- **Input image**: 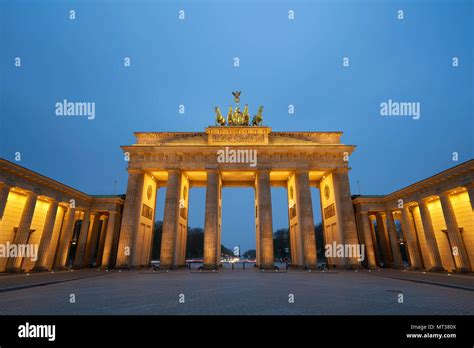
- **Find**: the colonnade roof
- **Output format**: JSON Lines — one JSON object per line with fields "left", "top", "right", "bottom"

{"left": 352, "top": 159, "right": 474, "bottom": 206}
{"left": 0, "top": 158, "right": 125, "bottom": 208}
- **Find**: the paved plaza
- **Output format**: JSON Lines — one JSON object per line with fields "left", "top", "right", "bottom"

{"left": 0, "top": 267, "right": 473, "bottom": 315}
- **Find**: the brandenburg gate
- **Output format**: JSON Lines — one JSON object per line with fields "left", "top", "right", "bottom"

{"left": 115, "top": 93, "right": 361, "bottom": 270}
{"left": 0, "top": 93, "right": 472, "bottom": 273}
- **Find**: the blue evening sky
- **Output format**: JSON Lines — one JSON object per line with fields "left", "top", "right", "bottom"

{"left": 1, "top": 0, "right": 472, "bottom": 252}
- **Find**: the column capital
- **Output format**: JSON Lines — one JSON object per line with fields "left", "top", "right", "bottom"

{"left": 332, "top": 167, "right": 351, "bottom": 174}
{"left": 59, "top": 201, "right": 73, "bottom": 208}
{"left": 23, "top": 190, "right": 39, "bottom": 198}
{"left": 0, "top": 182, "right": 13, "bottom": 189}
{"left": 439, "top": 190, "right": 453, "bottom": 198}
{"left": 418, "top": 196, "right": 432, "bottom": 204}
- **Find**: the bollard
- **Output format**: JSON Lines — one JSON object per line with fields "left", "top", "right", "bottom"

{"left": 243, "top": 262, "right": 246, "bottom": 270}
{"left": 232, "top": 263, "right": 234, "bottom": 270}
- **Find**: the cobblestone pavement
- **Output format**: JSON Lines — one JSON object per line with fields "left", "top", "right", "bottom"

{"left": 0, "top": 269, "right": 111, "bottom": 291}
{"left": 0, "top": 268, "right": 472, "bottom": 315}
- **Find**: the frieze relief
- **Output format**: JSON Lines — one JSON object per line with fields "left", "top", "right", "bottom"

{"left": 132, "top": 151, "right": 345, "bottom": 167}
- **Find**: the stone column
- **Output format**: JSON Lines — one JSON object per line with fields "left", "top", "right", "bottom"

{"left": 256, "top": 170, "right": 274, "bottom": 269}
{"left": 439, "top": 192, "right": 471, "bottom": 272}
{"left": 375, "top": 212, "right": 392, "bottom": 268}
{"left": 85, "top": 213, "right": 101, "bottom": 267}
{"left": 174, "top": 176, "right": 189, "bottom": 267}
{"left": 0, "top": 183, "right": 12, "bottom": 220}
{"left": 55, "top": 206, "right": 76, "bottom": 269}
{"left": 116, "top": 170, "right": 145, "bottom": 268}
{"left": 101, "top": 211, "right": 118, "bottom": 268}
{"left": 418, "top": 199, "right": 444, "bottom": 271}
{"left": 255, "top": 196, "right": 261, "bottom": 267}
{"left": 466, "top": 184, "right": 474, "bottom": 211}
{"left": 385, "top": 210, "right": 404, "bottom": 269}
{"left": 73, "top": 210, "right": 91, "bottom": 268}
{"left": 368, "top": 215, "right": 380, "bottom": 266}
{"left": 400, "top": 206, "right": 423, "bottom": 270}
{"left": 359, "top": 211, "right": 377, "bottom": 269}
{"left": 33, "top": 199, "right": 59, "bottom": 271}
{"left": 295, "top": 170, "right": 317, "bottom": 269}
{"left": 6, "top": 192, "right": 38, "bottom": 272}
{"left": 203, "top": 170, "right": 220, "bottom": 269}
{"left": 333, "top": 170, "right": 361, "bottom": 268}
{"left": 109, "top": 211, "right": 122, "bottom": 267}
{"left": 159, "top": 170, "right": 181, "bottom": 268}
{"left": 96, "top": 216, "right": 109, "bottom": 266}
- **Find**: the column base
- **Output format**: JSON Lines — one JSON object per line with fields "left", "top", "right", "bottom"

{"left": 428, "top": 266, "right": 447, "bottom": 273}
{"left": 287, "top": 264, "right": 304, "bottom": 269}
{"left": 173, "top": 264, "right": 187, "bottom": 269}
{"left": 201, "top": 264, "right": 218, "bottom": 270}
{"left": 453, "top": 267, "right": 471, "bottom": 274}
{"left": 391, "top": 264, "right": 405, "bottom": 270}
{"left": 31, "top": 266, "right": 50, "bottom": 272}
{"left": 408, "top": 266, "right": 423, "bottom": 271}
{"left": 158, "top": 264, "right": 176, "bottom": 270}
{"left": 5, "top": 267, "right": 24, "bottom": 273}
{"left": 53, "top": 266, "right": 72, "bottom": 271}
{"left": 259, "top": 264, "right": 278, "bottom": 270}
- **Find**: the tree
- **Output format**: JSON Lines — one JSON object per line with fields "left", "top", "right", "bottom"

{"left": 243, "top": 249, "right": 256, "bottom": 258}
{"left": 273, "top": 228, "right": 290, "bottom": 259}
{"left": 270, "top": 222, "right": 326, "bottom": 261}
{"left": 314, "top": 222, "right": 326, "bottom": 260}
{"left": 221, "top": 245, "right": 234, "bottom": 257}
{"left": 186, "top": 227, "right": 204, "bottom": 258}
{"left": 151, "top": 221, "right": 163, "bottom": 260}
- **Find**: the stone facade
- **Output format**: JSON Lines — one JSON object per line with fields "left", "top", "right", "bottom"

{"left": 117, "top": 126, "right": 358, "bottom": 270}
{"left": 0, "top": 159, "right": 124, "bottom": 272}
{"left": 0, "top": 126, "right": 472, "bottom": 273}
{"left": 353, "top": 160, "right": 474, "bottom": 272}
